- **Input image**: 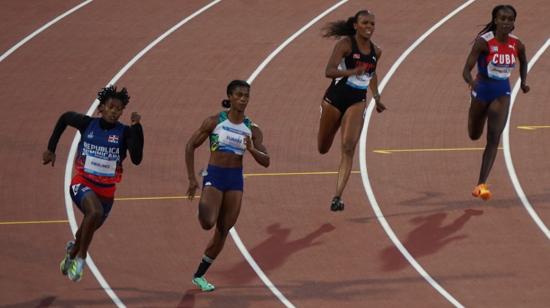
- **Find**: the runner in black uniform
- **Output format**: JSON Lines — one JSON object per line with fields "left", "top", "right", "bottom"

{"left": 319, "top": 10, "right": 385, "bottom": 211}
{"left": 43, "top": 86, "right": 144, "bottom": 281}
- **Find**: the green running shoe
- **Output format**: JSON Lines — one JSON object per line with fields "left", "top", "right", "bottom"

{"left": 60, "top": 240, "right": 75, "bottom": 275}
{"left": 192, "top": 276, "right": 215, "bottom": 292}
{"left": 68, "top": 257, "right": 85, "bottom": 282}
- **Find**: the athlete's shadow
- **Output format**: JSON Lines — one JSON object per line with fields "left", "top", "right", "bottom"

{"left": 177, "top": 289, "right": 200, "bottom": 308}
{"left": 219, "top": 223, "right": 336, "bottom": 284}
{"left": 380, "top": 209, "right": 483, "bottom": 271}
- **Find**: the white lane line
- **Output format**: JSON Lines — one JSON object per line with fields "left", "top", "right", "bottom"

{"left": 0, "top": 0, "right": 93, "bottom": 63}
{"left": 63, "top": 1, "right": 222, "bottom": 307}
{"left": 231, "top": 1, "right": 350, "bottom": 307}
{"left": 359, "top": 1, "right": 477, "bottom": 307}
{"left": 503, "top": 38, "right": 550, "bottom": 240}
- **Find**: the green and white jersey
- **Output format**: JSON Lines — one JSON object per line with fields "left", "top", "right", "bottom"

{"left": 209, "top": 111, "right": 253, "bottom": 156}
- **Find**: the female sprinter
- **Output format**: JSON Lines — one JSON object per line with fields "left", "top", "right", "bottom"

{"left": 43, "top": 86, "right": 144, "bottom": 281}
{"left": 185, "top": 80, "right": 270, "bottom": 292}
{"left": 320, "top": 10, "right": 386, "bottom": 211}
{"left": 462, "top": 5, "right": 529, "bottom": 200}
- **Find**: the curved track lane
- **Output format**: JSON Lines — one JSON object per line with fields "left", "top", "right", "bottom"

{"left": 2, "top": 1, "right": 549, "bottom": 307}
{"left": 504, "top": 39, "right": 550, "bottom": 239}
{"left": 0, "top": 1, "right": 220, "bottom": 306}
{"left": 225, "top": 0, "right": 471, "bottom": 307}
{"left": 362, "top": 0, "right": 550, "bottom": 306}
{"left": 84, "top": 1, "right": 345, "bottom": 307}
{"left": 0, "top": 0, "right": 85, "bottom": 57}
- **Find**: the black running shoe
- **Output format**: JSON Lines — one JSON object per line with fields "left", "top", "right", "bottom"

{"left": 330, "top": 196, "right": 344, "bottom": 211}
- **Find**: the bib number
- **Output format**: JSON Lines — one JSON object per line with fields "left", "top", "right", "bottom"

{"left": 84, "top": 156, "right": 116, "bottom": 177}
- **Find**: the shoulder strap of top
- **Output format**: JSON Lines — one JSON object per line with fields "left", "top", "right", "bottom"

{"left": 349, "top": 35, "right": 358, "bottom": 53}
{"left": 369, "top": 41, "right": 376, "bottom": 57}
{"left": 219, "top": 111, "right": 228, "bottom": 123}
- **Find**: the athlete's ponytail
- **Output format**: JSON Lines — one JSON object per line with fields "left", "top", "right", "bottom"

{"left": 322, "top": 10, "right": 370, "bottom": 38}
{"left": 221, "top": 80, "right": 250, "bottom": 108}
{"left": 477, "top": 5, "right": 516, "bottom": 37}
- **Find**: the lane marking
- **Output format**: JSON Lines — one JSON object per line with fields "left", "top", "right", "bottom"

{"left": 503, "top": 38, "right": 550, "bottom": 240}
{"left": 517, "top": 125, "right": 550, "bottom": 130}
{"left": 359, "top": 1, "right": 477, "bottom": 307}
{"left": 63, "top": 1, "right": 222, "bottom": 307}
{"left": 373, "top": 147, "right": 502, "bottom": 154}
{"left": 0, "top": 0, "right": 93, "bottom": 62}
{"left": 0, "top": 220, "right": 68, "bottom": 225}
{"left": 245, "top": 170, "right": 359, "bottom": 177}
{"left": 235, "top": 1, "right": 350, "bottom": 307}
{"left": 115, "top": 195, "right": 196, "bottom": 201}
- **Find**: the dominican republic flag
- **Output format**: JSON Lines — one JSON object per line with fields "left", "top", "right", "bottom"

{"left": 108, "top": 135, "right": 119, "bottom": 143}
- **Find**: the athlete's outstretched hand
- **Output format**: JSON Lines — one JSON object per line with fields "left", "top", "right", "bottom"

{"left": 520, "top": 82, "right": 530, "bottom": 94}
{"left": 187, "top": 178, "right": 199, "bottom": 201}
{"left": 42, "top": 150, "right": 56, "bottom": 167}
{"left": 131, "top": 112, "right": 141, "bottom": 125}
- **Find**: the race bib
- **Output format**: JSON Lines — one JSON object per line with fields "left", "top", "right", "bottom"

{"left": 84, "top": 156, "right": 116, "bottom": 177}
{"left": 346, "top": 72, "right": 374, "bottom": 90}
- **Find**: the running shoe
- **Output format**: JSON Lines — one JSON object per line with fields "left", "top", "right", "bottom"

{"left": 472, "top": 184, "right": 491, "bottom": 201}
{"left": 60, "top": 240, "right": 75, "bottom": 276}
{"left": 330, "top": 196, "right": 345, "bottom": 211}
{"left": 68, "top": 257, "right": 85, "bottom": 282}
{"left": 192, "top": 276, "right": 215, "bottom": 292}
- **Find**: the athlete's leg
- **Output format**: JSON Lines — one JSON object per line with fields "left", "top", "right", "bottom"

{"left": 198, "top": 186, "right": 224, "bottom": 230}
{"left": 477, "top": 95, "right": 510, "bottom": 184}
{"left": 468, "top": 96, "right": 490, "bottom": 140}
{"left": 204, "top": 190, "right": 243, "bottom": 259}
{"left": 193, "top": 190, "right": 242, "bottom": 291}
{"left": 70, "top": 192, "right": 105, "bottom": 260}
{"left": 334, "top": 102, "right": 366, "bottom": 199}
{"left": 318, "top": 100, "right": 342, "bottom": 154}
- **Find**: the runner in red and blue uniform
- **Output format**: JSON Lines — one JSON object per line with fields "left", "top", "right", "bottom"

{"left": 462, "top": 5, "right": 529, "bottom": 201}
{"left": 319, "top": 10, "right": 386, "bottom": 211}
{"left": 43, "top": 86, "right": 144, "bottom": 281}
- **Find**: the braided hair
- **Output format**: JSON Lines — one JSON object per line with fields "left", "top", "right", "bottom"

{"left": 221, "top": 80, "right": 250, "bottom": 108}
{"left": 322, "top": 10, "right": 371, "bottom": 38}
{"left": 97, "top": 85, "right": 130, "bottom": 106}
{"left": 477, "top": 5, "right": 517, "bottom": 37}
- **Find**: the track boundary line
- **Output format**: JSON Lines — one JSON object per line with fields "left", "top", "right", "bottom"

{"left": 503, "top": 38, "right": 550, "bottom": 240}
{"left": 359, "top": 1, "right": 478, "bottom": 307}
{"left": 63, "top": 1, "right": 222, "bottom": 307}
{"left": 0, "top": 0, "right": 93, "bottom": 63}
{"left": 235, "top": 1, "right": 350, "bottom": 307}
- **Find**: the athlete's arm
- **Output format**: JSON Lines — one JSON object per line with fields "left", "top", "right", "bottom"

{"left": 369, "top": 46, "right": 385, "bottom": 113}
{"left": 185, "top": 115, "right": 217, "bottom": 200}
{"left": 246, "top": 125, "right": 270, "bottom": 168}
{"left": 325, "top": 37, "right": 365, "bottom": 79}
{"left": 125, "top": 112, "right": 144, "bottom": 165}
{"left": 43, "top": 112, "right": 92, "bottom": 166}
{"left": 517, "top": 40, "right": 530, "bottom": 93}
{"left": 462, "top": 38, "right": 487, "bottom": 88}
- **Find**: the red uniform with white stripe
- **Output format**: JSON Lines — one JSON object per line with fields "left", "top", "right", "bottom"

{"left": 477, "top": 31, "right": 519, "bottom": 81}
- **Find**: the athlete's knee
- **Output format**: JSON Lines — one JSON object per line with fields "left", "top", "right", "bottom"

{"left": 318, "top": 143, "right": 330, "bottom": 155}
{"left": 469, "top": 130, "right": 482, "bottom": 141}
{"left": 199, "top": 217, "right": 216, "bottom": 230}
